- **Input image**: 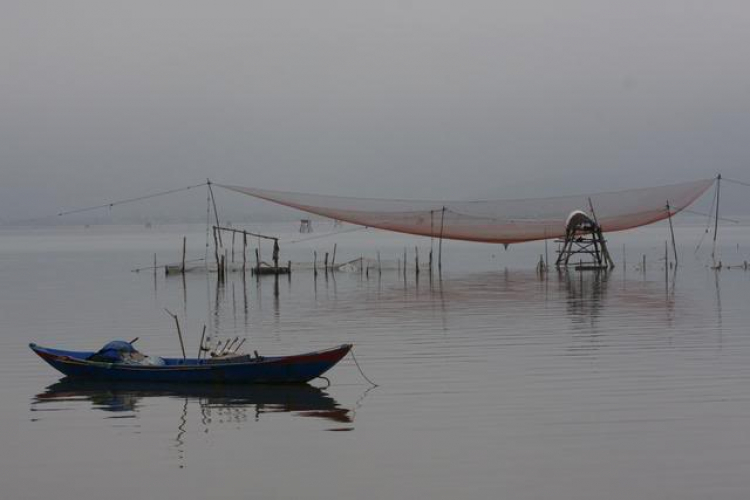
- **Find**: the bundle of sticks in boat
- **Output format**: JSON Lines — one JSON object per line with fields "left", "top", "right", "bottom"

{"left": 199, "top": 335, "right": 247, "bottom": 359}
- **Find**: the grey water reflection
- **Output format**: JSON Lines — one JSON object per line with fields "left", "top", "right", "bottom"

{"left": 32, "top": 379, "right": 353, "bottom": 429}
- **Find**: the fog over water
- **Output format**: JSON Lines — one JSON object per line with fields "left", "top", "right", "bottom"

{"left": 2, "top": 1, "right": 750, "bottom": 223}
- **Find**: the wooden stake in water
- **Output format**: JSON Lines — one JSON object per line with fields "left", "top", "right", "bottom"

{"left": 242, "top": 232, "right": 247, "bottom": 275}
{"left": 415, "top": 246, "right": 420, "bottom": 277}
{"left": 331, "top": 244, "right": 337, "bottom": 269}
{"left": 712, "top": 174, "right": 721, "bottom": 263}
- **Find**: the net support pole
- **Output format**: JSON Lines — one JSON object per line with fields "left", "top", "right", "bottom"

{"left": 666, "top": 201, "right": 678, "bottom": 267}
{"left": 242, "top": 232, "right": 247, "bottom": 276}
{"left": 207, "top": 179, "right": 223, "bottom": 247}
{"left": 181, "top": 236, "right": 187, "bottom": 274}
{"left": 712, "top": 174, "right": 721, "bottom": 263}
{"left": 438, "top": 206, "right": 446, "bottom": 272}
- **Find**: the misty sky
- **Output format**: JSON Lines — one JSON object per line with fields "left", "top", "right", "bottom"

{"left": 2, "top": 1, "right": 749, "bottom": 222}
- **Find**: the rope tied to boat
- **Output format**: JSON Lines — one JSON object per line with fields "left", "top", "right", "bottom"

{"left": 350, "top": 347, "right": 378, "bottom": 387}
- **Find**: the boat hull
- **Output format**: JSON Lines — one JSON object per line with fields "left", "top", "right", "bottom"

{"left": 30, "top": 343, "right": 351, "bottom": 384}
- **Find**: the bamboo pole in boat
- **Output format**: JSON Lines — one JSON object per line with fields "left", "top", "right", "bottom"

{"left": 233, "top": 338, "right": 247, "bottom": 353}
{"left": 164, "top": 309, "right": 186, "bottom": 360}
{"left": 197, "top": 325, "right": 206, "bottom": 360}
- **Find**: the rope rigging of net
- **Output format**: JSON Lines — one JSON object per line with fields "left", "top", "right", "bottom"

{"left": 5, "top": 182, "right": 208, "bottom": 225}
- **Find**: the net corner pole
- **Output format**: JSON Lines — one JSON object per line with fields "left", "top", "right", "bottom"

{"left": 666, "top": 200, "right": 678, "bottom": 266}
{"left": 207, "top": 179, "right": 223, "bottom": 247}
{"left": 438, "top": 206, "right": 446, "bottom": 272}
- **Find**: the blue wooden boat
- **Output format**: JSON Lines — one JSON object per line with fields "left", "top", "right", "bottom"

{"left": 29, "top": 342, "right": 352, "bottom": 384}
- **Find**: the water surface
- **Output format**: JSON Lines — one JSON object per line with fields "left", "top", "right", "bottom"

{"left": 1, "top": 223, "right": 750, "bottom": 499}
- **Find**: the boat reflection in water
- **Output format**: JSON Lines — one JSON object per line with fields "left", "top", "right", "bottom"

{"left": 32, "top": 378, "right": 353, "bottom": 428}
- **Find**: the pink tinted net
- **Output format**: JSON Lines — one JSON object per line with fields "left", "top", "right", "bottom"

{"left": 220, "top": 179, "right": 714, "bottom": 244}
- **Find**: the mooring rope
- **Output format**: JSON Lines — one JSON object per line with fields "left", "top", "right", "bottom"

{"left": 350, "top": 347, "right": 378, "bottom": 387}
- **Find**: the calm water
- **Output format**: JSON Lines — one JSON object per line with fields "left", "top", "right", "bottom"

{"left": 1, "top": 223, "right": 750, "bottom": 499}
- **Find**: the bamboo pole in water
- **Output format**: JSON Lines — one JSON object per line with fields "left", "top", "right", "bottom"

{"left": 243, "top": 232, "right": 247, "bottom": 276}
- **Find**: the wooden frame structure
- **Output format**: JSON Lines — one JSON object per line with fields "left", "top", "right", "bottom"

{"left": 555, "top": 210, "right": 615, "bottom": 270}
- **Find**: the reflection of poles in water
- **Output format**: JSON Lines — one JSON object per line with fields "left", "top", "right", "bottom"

{"left": 182, "top": 272, "right": 187, "bottom": 318}
{"left": 243, "top": 263, "right": 249, "bottom": 329}
{"left": 714, "top": 268, "right": 723, "bottom": 331}
{"left": 153, "top": 253, "right": 158, "bottom": 296}
{"left": 232, "top": 282, "right": 237, "bottom": 330}
{"left": 273, "top": 275, "right": 280, "bottom": 322}
{"left": 561, "top": 268, "right": 610, "bottom": 324}
{"left": 213, "top": 275, "right": 224, "bottom": 340}
{"left": 175, "top": 397, "right": 188, "bottom": 468}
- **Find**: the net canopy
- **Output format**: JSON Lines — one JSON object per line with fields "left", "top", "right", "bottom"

{"left": 219, "top": 178, "right": 714, "bottom": 244}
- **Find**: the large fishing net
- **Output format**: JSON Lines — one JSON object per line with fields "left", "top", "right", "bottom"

{"left": 219, "top": 179, "right": 714, "bottom": 244}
